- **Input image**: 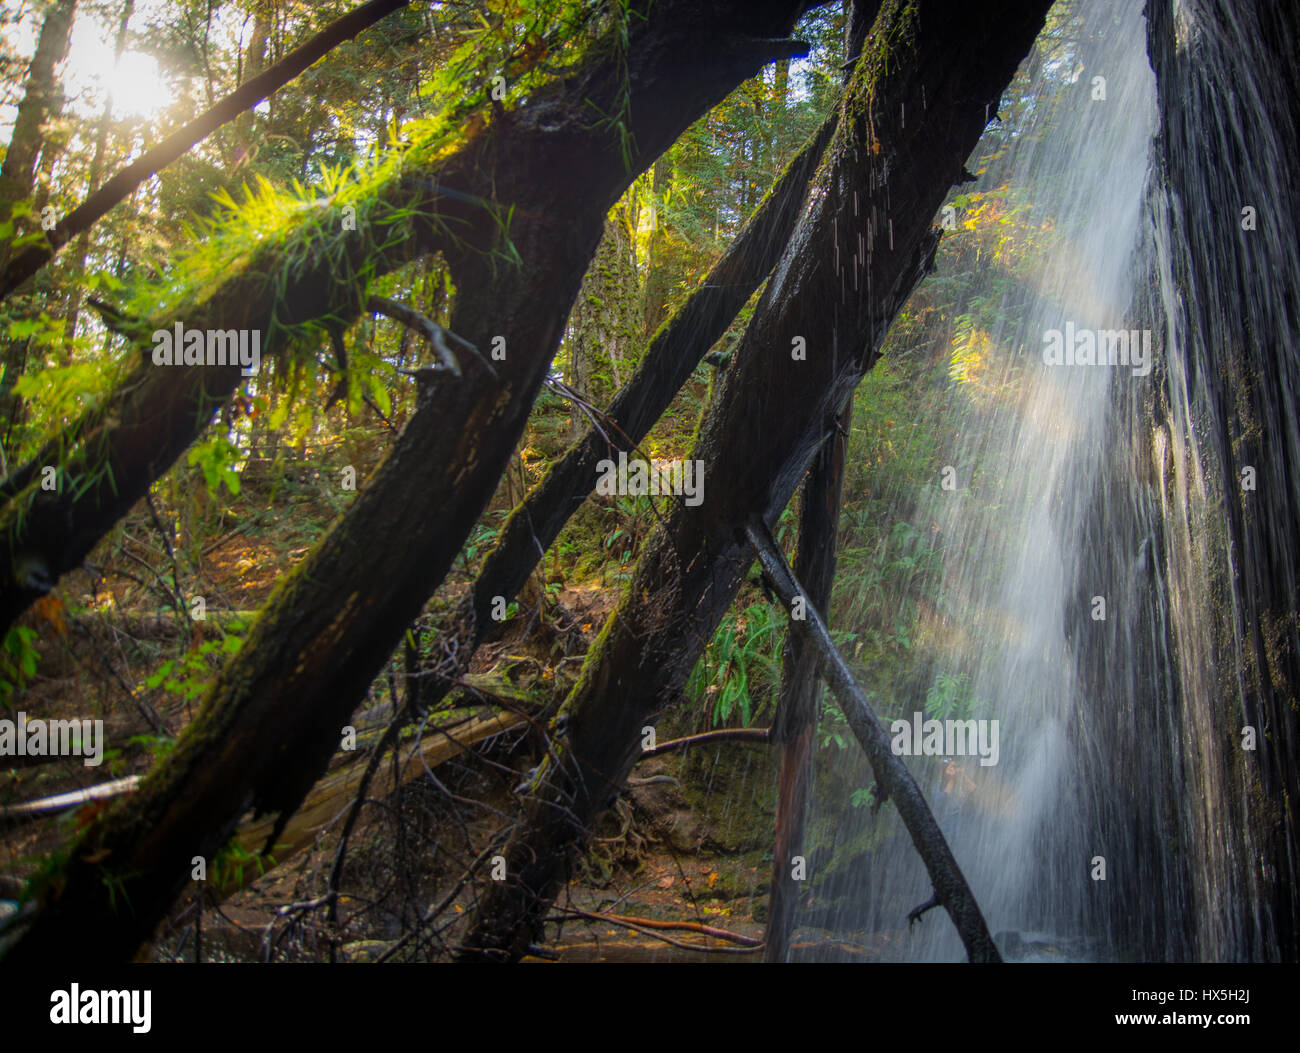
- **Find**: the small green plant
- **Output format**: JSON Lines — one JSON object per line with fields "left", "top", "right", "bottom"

{"left": 187, "top": 436, "right": 244, "bottom": 498}
{"left": 460, "top": 522, "right": 498, "bottom": 568}
{"left": 143, "top": 633, "right": 244, "bottom": 703}
{"left": 0, "top": 625, "right": 40, "bottom": 704}
{"left": 211, "top": 837, "right": 273, "bottom": 890}
{"left": 819, "top": 700, "right": 851, "bottom": 749}
{"left": 687, "top": 601, "right": 785, "bottom": 727}
{"left": 924, "top": 671, "right": 980, "bottom": 721}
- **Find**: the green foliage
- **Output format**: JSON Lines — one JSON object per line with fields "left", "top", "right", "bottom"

{"left": 124, "top": 732, "right": 176, "bottom": 762}
{"left": 143, "top": 633, "right": 244, "bottom": 704}
{"left": 924, "top": 671, "right": 982, "bottom": 722}
{"left": 0, "top": 626, "right": 40, "bottom": 704}
{"left": 602, "top": 493, "right": 656, "bottom": 578}
{"left": 186, "top": 436, "right": 244, "bottom": 498}
{"left": 687, "top": 600, "right": 785, "bottom": 728}
{"left": 458, "top": 511, "right": 508, "bottom": 569}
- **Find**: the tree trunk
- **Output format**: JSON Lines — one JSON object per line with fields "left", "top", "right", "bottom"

{"left": 640, "top": 156, "right": 673, "bottom": 335}
{"left": 0, "top": 0, "right": 77, "bottom": 428}
{"left": 566, "top": 205, "right": 642, "bottom": 436}
{"left": 764, "top": 402, "right": 848, "bottom": 962}
{"left": 458, "top": 0, "right": 1053, "bottom": 963}
{"left": 0, "top": 0, "right": 77, "bottom": 269}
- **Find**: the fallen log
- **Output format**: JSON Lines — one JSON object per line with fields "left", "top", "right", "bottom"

{"left": 0, "top": 709, "right": 528, "bottom": 901}
{"left": 549, "top": 906, "right": 762, "bottom": 948}
{"left": 220, "top": 708, "right": 528, "bottom": 896}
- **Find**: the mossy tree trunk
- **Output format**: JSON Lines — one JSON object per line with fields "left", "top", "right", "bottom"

{"left": 566, "top": 205, "right": 642, "bottom": 438}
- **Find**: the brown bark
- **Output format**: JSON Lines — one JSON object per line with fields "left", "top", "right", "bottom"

{"left": 458, "top": 0, "right": 1053, "bottom": 963}
{"left": 764, "top": 402, "right": 849, "bottom": 962}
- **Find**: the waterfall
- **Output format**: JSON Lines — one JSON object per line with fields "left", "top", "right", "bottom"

{"left": 816, "top": 0, "right": 1298, "bottom": 961}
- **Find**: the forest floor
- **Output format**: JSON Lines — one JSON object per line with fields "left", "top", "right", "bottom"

{"left": 0, "top": 473, "right": 918, "bottom": 962}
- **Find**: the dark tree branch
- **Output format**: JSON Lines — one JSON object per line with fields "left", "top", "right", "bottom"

{"left": 745, "top": 515, "right": 1000, "bottom": 962}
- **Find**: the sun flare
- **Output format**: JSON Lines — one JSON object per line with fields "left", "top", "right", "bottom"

{"left": 65, "top": 15, "right": 174, "bottom": 121}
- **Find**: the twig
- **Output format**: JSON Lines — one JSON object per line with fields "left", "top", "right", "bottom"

{"left": 546, "top": 907, "right": 764, "bottom": 954}
{"left": 368, "top": 294, "right": 495, "bottom": 378}
{"left": 637, "top": 726, "right": 770, "bottom": 759}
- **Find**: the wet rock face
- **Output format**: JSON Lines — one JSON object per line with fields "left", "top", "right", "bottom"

{"left": 628, "top": 763, "right": 702, "bottom": 855}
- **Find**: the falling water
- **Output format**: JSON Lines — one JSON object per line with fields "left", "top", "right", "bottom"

{"left": 817, "top": 0, "right": 1298, "bottom": 961}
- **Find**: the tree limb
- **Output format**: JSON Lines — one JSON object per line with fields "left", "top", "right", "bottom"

{"left": 746, "top": 515, "right": 1000, "bottom": 962}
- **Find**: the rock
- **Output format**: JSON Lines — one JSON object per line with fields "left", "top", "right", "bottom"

{"left": 341, "top": 939, "right": 394, "bottom": 962}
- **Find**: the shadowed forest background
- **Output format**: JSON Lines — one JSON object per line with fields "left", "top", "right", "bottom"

{"left": 0, "top": 0, "right": 1296, "bottom": 964}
